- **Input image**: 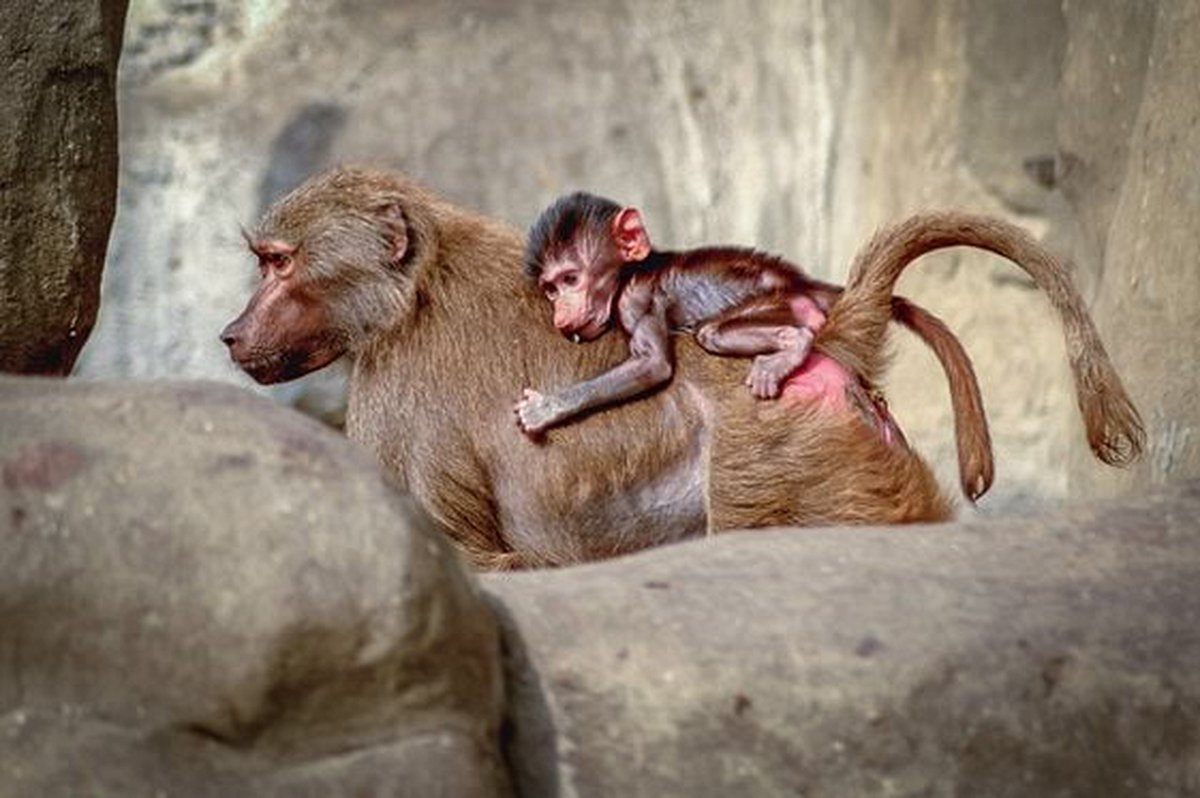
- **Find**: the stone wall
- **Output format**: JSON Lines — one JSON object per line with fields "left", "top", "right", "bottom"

{"left": 1055, "top": 1, "right": 1200, "bottom": 499}
{"left": 77, "top": 0, "right": 1198, "bottom": 508}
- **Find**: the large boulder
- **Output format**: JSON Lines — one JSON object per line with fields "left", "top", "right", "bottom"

{"left": 0, "top": 0, "right": 128, "bottom": 375}
{"left": 487, "top": 481, "right": 1200, "bottom": 797}
{"left": 0, "top": 377, "right": 510, "bottom": 796}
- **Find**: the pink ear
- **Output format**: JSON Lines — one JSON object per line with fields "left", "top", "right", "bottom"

{"left": 612, "top": 207, "right": 652, "bottom": 262}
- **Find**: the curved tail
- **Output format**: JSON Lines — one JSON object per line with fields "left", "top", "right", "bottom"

{"left": 820, "top": 211, "right": 1144, "bottom": 468}
{"left": 891, "top": 297, "right": 994, "bottom": 500}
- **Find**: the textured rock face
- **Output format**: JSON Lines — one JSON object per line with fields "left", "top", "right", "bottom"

{"left": 487, "top": 481, "right": 1200, "bottom": 797}
{"left": 78, "top": 0, "right": 1196, "bottom": 509}
{"left": 4, "top": 374, "right": 1194, "bottom": 795}
{"left": 0, "top": 0, "right": 128, "bottom": 374}
{"left": 1055, "top": 1, "right": 1200, "bottom": 499}
{"left": 0, "top": 377, "right": 510, "bottom": 797}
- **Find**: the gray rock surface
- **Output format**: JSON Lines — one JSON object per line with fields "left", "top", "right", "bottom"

{"left": 0, "top": 0, "right": 127, "bottom": 375}
{"left": 1056, "top": 1, "right": 1200, "bottom": 499}
{"left": 0, "top": 376, "right": 510, "bottom": 797}
{"left": 487, "top": 481, "right": 1200, "bottom": 797}
{"left": 77, "top": 0, "right": 1197, "bottom": 510}
{"left": 2, "top": 375, "right": 1196, "bottom": 795}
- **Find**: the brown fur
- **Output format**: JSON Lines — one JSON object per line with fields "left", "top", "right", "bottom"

{"left": 223, "top": 168, "right": 1135, "bottom": 569}
{"left": 525, "top": 194, "right": 995, "bottom": 500}
{"left": 889, "top": 296, "right": 993, "bottom": 500}
{"left": 820, "top": 212, "right": 1145, "bottom": 467}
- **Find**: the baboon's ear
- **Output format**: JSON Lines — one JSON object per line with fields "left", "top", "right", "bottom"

{"left": 612, "top": 207, "right": 651, "bottom": 262}
{"left": 377, "top": 203, "right": 409, "bottom": 267}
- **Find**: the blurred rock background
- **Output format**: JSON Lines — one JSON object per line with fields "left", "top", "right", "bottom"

{"left": 76, "top": 0, "right": 1199, "bottom": 511}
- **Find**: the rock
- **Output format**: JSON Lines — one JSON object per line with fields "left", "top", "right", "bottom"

{"left": 3, "top": 374, "right": 1196, "bottom": 794}
{"left": 0, "top": 0, "right": 128, "bottom": 375}
{"left": 1057, "top": 1, "right": 1200, "bottom": 497}
{"left": 0, "top": 376, "right": 510, "bottom": 796}
{"left": 486, "top": 481, "right": 1200, "bottom": 797}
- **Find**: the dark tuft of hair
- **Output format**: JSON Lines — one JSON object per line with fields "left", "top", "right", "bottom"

{"left": 524, "top": 191, "right": 622, "bottom": 279}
